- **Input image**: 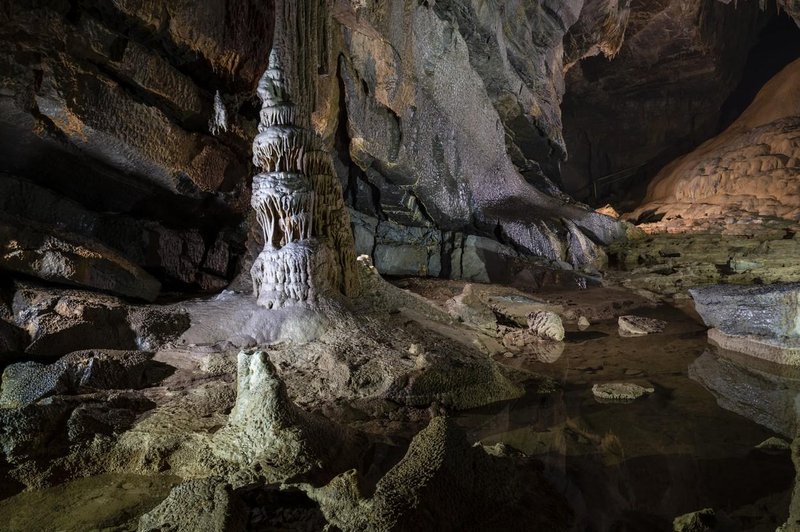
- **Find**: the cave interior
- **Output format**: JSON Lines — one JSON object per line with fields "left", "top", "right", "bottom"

{"left": 2, "top": 0, "right": 800, "bottom": 531}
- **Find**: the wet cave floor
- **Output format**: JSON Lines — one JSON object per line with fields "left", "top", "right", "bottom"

{"left": 0, "top": 281, "right": 795, "bottom": 532}
{"left": 459, "top": 306, "right": 793, "bottom": 531}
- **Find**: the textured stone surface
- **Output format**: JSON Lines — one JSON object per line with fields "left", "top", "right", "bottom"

{"left": 690, "top": 283, "right": 800, "bottom": 339}
{"left": 606, "top": 227, "right": 800, "bottom": 300}
{"left": 458, "top": 235, "right": 519, "bottom": 283}
{"left": 220, "top": 262, "right": 528, "bottom": 411}
{"left": 11, "top": 284, "right": 189, "bottom": 357}
{"left": 706, "top": 328, "right": 800, "bottom": 366}
{"left": 618, "top": 315, "right": 667, "bottom": 337}
{"left": 0, "top": 217, "right": 160, "bottom": 301}
{"left": 249, "top": 49, "right": 359, "bottom": 309}
{"left": 268, "top": 0, "right": 629, "bottom": 278}
{"left": 0, "top": 475, "right": 180, "bottom": 532}
{"left": 304, "top": 416, "right": 570, "bottom": 531}
{"left": 13, "top": 286, "right": 137, "bottom": 357}
{"left": 0, "top": 350, "right": 154, "bottom": 408}
{"left": 211, "top": 351, "right": 364, "bottom": 480}
{"left": 138, "top": 478, "right": 246, "bottom": 532}
{"left": 0, "top": 175, "right": 231, "bottom": 291}
{"left": 0, "top": 2, "right": 274, "bottom": 293}
{"left": 527, "top": 311, "right": 565, "bottom": 342}
{"left": 445, "top": 284, "right": 497, "bottom": 333}
{"left": 373, "top": 221, "right": 442, "bottom": 277}
{"left": 0, "top": 392, "right": 152, "bottom": 460}
{"left": 632, "top": 59, "right": 800, "bottom": 225}
{"left": 591, "top": 382, "right": 654, "bottom": 402}
{"left": 672, "top": 508, "right": 717, "bottom": 532}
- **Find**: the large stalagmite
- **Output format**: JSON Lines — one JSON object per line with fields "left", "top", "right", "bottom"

{"left": 250, "top": 49, "right": 359, "bottom": 308}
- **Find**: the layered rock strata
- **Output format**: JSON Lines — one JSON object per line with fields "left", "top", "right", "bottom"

{"left": 691, "top": 283, "right": 800, "bottom": 364}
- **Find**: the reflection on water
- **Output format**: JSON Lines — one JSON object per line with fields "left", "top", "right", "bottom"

{"left": 456, "top": 304, "right": 794, "bottom": 531}
{"left": 1, "top": 303, "right": 795, "bottom": 531}
{"left": 690, "top": 347, "right": 800, "bottom": 438}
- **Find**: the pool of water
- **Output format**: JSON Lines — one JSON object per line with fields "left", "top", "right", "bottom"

{"left": 455, "top": 303, "right": 794, "bottom": 531}
{"left": 0, "top": 296, "right": 794, "bottom": 531}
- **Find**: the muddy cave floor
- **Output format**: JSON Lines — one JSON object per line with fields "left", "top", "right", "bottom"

{"left": 0, "top": 263, "right": 796, "bottom": 531}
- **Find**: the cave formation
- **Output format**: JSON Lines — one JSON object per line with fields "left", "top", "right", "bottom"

{"left": 2, "top": 0, "right": 800, "bottom": 531}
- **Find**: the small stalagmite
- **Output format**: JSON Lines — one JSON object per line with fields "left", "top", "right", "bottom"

{"left": 250, "top": 49, "right": 359, "bottom": 308}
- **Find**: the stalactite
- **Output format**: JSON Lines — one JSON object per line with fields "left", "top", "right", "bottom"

{"left": 250, "top": 48, "right": 359, "bottom": 308}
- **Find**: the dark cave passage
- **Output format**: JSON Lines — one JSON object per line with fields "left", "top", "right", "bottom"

{"left": 717, "top": 10, "right": 800, "bottom": 131}
{"left": 560, "top": 1, "right": 800, "bottom": 211}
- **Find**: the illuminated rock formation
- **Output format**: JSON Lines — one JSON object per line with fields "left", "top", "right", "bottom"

{"left": 250, "top": 49, "right": 359, "bottom": 308}
{"left": 629, "top": 58, "right": 800, "bottom": 230}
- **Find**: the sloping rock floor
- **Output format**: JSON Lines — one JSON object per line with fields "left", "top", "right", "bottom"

{"left": 0, "top": 263, "right": 796, "bottom": 530}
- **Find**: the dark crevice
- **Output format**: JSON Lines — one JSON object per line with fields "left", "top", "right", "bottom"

{"left": 334, "top": 54, "right": 385, "bottom": 220}
{"left": 717, "top": 9, "right": 800, "bottom": 131}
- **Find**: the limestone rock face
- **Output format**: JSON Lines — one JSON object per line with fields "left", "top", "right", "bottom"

{"left": 631, "top": 58, "right": 800, "bottom": 226}
{"left": 0, "top": 350, "right": 154, "bottom": 409}
{"left": 10, "top": 283, "right": 189, "bottom": 357}
{"left": 0, "top": 175, "right": 234, "bottom": 292}
{"left": 0, "top": 2, "right": 274, "bottom": 293}
{"left": 562, "top": 0, "right": 767, "bottom": 201}
{"left": 137, "top": 478, "right": 246, "bottom": 532}
{"left": 691, "top": 283, "right": 800, "bottom": 340}
{"left": 0, "top": 391, "right": 153, "bottom": 461}
{"left": 0, "top": 217, "right": 160, "bottom": 301}
{"left": 305, "top": 416, "right": 569, "bottom": 531}
{"left": 269, "top": 0, "right": 628, "bottom": 278}
{"left": 691, "top": 283, "right": 800, "bottom": 363}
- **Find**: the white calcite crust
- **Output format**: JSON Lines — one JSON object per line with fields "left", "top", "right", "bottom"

{"left": 250, "top": 49, "right": 359, "bottom": 308}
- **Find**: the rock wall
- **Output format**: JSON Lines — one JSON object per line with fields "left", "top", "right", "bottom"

{"left": 320, "top": 0, "right": 629, "bottom": 276}
{"left": 7, "top": 0, "right": 794, "bottom": 293}
{"left": 630, "top": 57, "right": 800, "bottom": 227}
{"left": 0, "top": 0, "right": 275, "bottom": 296}
{"left": 561, "top": 0, "right": 769, "bottom": 203}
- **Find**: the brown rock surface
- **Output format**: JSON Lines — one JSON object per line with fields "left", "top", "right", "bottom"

{"left": 0, "top": 1, "right": 274, "bottom": 293}
{"left": 562, "top": 0, "right": 768, "bottom": 201}
{"left": 0, "top": 217, "right": 160, "bottom": 301}
{"left": 606, "top": 224, "right": 800, "bottom": 299}
{"left": 631, "top": 58, "right": 800, "bottom": 225}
